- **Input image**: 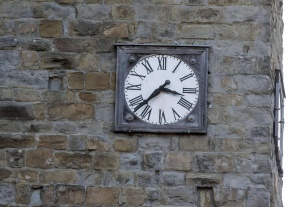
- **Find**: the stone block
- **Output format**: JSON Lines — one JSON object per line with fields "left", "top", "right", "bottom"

{"left": 172, "top": 6, "right": 221, "bottom": 22}
{"left": 44, "top": 2, "right": 76, "bottom": 20}
{"left": 40, "top": 170, "right": 76, "bottom": 184}
{"left": 21, "top": 39, "right": 51, "bottom": 51}
{"left": 26, "top": 150, "right": 53, "bottom": 169}
{"left": 165, "top": 152, "right": 192, "bottom": 171}
{"left": 186, "top": 0, "right": 208, "bottom": 5}
{"left": 94, "top": 38, "right": 115, "bottom": 52}
{"left": 86, "top": 72, "right": 111, "bottom": 90}
{"left": 54, "top": 38, "right": 95, "bottom": 52}
{"left": 160, "top": 172, "right": 185, "bottom": 187}
{"left": 21, "top": 50, "right": 39, "bottom": 69}
{"left": 23, "top": 122, "right": 53, "bottom": 133}
{"left": 104, "top": 171, "right": 134, "bottom": 186}
{"left": 17, "top": 21, "right": 38, "bottom": 37}
{"left": 86, "top": 136, "right": 110, "bottom": 151}
{"left": 139, "top": 137, "right": 171, "bottom": 151}
{"left": 94, "top": 152, "right": 120, "bottom": 170}
{"left": 136, "top": 5, "right": 170, "bottom": 21}
{"left": 179, "top": 137, "right": 209, "bottom": 151}
{"left": 216, "top": 24, "right": 259, "bottom": 41}
{"left": 113, "top": 139, "right": 137, "bottom": 152}
{"left": 156, "top": 22, "right": 177, "bottom": 38}
{"left": 68, "top": 135, "right": 87, "bottom": 151}
{"left": 246, "top": 189, "right": 270, "bottom": 207}
{"left": 0, "top": 2, "right": 33, "bottom": 18}
{"left": 163, "top": 187, "right": 196, "bottom": 206}
{"left": 145, "top": 187, "right": 162, "bottom": 205}
{"left": 40, "top": 20, "right": 62, "bottom": 38}
{"left": 67, "top": 72, "right": 84, "bottom": 90}
{"left": 112, "top": 5, "right": 135, "bottom": 20}
{"left": 48, "top": 103, "right": 94, "bottom": 121}
{"left": 213, "top": 94, "right": 243, "bottom": 106}
{"left": 79, "top": 92, "right": 97, "bottom": 102}
{"left": 45, "top": 91, "right": 67, "bottom": 103}
{"left": 120, "top": 153, "right": 141, "bottom": 171}
{"left": 56, "top": 185, "right": 85, "bottom": 205}
{"left": 6, "top": 149, "right": 25, "bottom": 168}
{"left": 0, "top": 184, "right": 15, "bottom": 205}
{"left": 17, "top": 170, "right": 39, "bottom": 183}
{"left": 194, "top": 153, "right": 235, "bottom": 173}
{"left": 86, "top": 187, "right": 120, "bottom": 206}
{"left": 78, "top": 53, "right": 98, "bottom": 71}
{"left": 0, "top": 102, "right": 35, "bottom": 120}
{"left": 122, "top": 187, "right": 146, "bottom": 206}
{"left": 144, "top": 152, "right": 163, "bottom": 171}
{"left": 0, "top": 20, "right": 14, "bottom": 36}
{"left": 103, "top": 22, "right": 128, "bottom": 37}
{"left": 69, "top": 21, "right": 101, "bottom": 36}
{"left": 77, "top": 4, "right": 111, "bottom": 21}
{"left": 136, "top": 172, "right": 158, "bottom": 187}
{"left": 38, "top": 135, "right": 67, "bottom": 150}
{"left": 41, "top": 185, "right": 55, "bottom": 203}
{"left": 54, "top": 152, "right": 92, "bottom": 169}
{"left": 0, "top": 150, "right": 5, "bottom": 167}
{"left": 0, "top": 134, "right": 35, "bottom": 149}
{"left": 186, "top": 173, "right": 222, "bottom": 187}
{"left": 235, "top": 154, "right": 271, "bottom": 173}
{"left": 179, "top": 24, "right": 215, "bottom": 39}
{"left": 0, "top": 51, "right": 20, "bottom": 71}
{"left": 0, "top": 169, "right": 12, "bottom": 181}
{"left": 77, "top": 170, "right": 104, "bottom": 186}
{"left": 16, "top": 184, "right": 31, "bottom": 204}
{"left": 41, "top": 52, "right": 77, "bottom": 69}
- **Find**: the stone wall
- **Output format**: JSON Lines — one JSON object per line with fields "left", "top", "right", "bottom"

{"left": 0, "top": 0, "right": 283, "bottom": 206}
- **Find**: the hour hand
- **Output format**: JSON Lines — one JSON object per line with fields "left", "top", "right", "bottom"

{"left": 161, "top": 88, "right": 183, "bottom": 96}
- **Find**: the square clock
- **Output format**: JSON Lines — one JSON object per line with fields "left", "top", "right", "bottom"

{"left": 114, "top": 44, "right": 209, "bottom": 134}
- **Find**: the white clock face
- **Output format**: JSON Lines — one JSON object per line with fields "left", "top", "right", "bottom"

{"left": 124, "top": 55, "right": 199, "bottom": 125}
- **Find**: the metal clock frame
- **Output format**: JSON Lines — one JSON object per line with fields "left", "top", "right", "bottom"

{"left": 114, "top": 44, "right": 209, "bottom": 134}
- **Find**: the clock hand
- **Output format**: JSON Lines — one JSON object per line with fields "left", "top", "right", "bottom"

{"left": 161, "top": 88, "right": 184, "bottom": 96}
{"left": 134, "top": 80, "right": 171, "bottom": 112}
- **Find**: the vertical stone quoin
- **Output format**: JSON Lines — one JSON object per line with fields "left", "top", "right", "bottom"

{"left": 0, "top": 0, "right": 283, "bottom": 206}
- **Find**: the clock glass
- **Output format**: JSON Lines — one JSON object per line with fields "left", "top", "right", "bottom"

{"left": 124, "top": 55, "right": 199, "bottom": 125}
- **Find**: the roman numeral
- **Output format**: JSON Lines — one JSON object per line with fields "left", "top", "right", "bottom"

{"left": 172, "top": 60, "right": 182, "bottom": 73}
{"left": 141, "top": 60, "right": 154, "bottom": 74}
{"left": 159, "top": 109, "right": 166, "bottom": 124}
{"left": 140, "top": 105, "right": 152, "bottom": 120}
{"left": 126, "top": 83, "right": 141, "bottom": 91}
{"left": 177, "top": 97, "right": 193, "bottom": 110}
{"left": 183, "top": 88, "right": 197, "bottom": 94}
{"left": 157, "top": 56, "right": 167, "bottom": 70}
{"left": 129, "top": 95, "right": 143, "bottom": 106}
{"left": 179, "top": 73, "right": 194, "bottom": 82}
{"left": 172, "top": 108, "right": 181, "bottom": 120}
{"left": 130, "top": 71, "right": 146, "bottom": 80}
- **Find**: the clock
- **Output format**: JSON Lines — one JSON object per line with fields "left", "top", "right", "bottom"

{"left": 114, "top": 44, "right": 209, "bottom": 134}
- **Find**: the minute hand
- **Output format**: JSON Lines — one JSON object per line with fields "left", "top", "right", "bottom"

{"left": 134, "top": 80, "right": 170, "bottom": 112}
{"left": 161, "top": 88, "right": 183, "bottom": 96}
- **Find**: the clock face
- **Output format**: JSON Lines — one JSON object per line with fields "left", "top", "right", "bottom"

{"left": 124, "top": 55, "right": 199, "bottom": 125}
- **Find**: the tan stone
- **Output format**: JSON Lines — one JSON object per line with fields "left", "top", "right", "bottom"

{"left": 79, "top": 92, "right": 97, "bottom": 102}
{"left": 17, "top": 170, "right": 39, "bottom": 183}
{"left": 179, "top": 137, "right": 209, "bottom": 151}
{"left": 186, "top": 173, "right": 222, "bottom": 186}
{"left": 19, "top": 22, "right": 37, "bottom": 35}
{"left": 103, "top": 23, "right": 128, "bottom": 37}
{"left": 87, "top": 137, "right": 110, "bottom": 151}
{"left": 86, "top": 72, "right": 110, "bottom": 90}
{"left": 0, "top": 169, "right": 12, "bottom": 181}
{"left": 94, "top": 152, "right": 119, "bottom": 170}
{"left": 41, "top": 185, "right": 55, "bottom": 203}
{"left": 78, "top": 53, "right": 98, "bottom": 71}
{"left": 56, "top": 185, "right": 85, "bottom": 205}
{"left": 112, "top": 5, "right": 135, "bottom": 20}
{"left": 165, "top": 152, "right": 192, "bottom": 171}
{"left": 67, "top": 72, "right": 84, "bottom": 90}
{"left": 123, "top": 187, "right": 146, "bottom": 206}
{"left": 26, "top": 149, "right": 53, "bottom": 169}
{"left": 48, "top": 103, "right": 94, "bottom": 121}
{"left": 38, "top": 135, "right": 67, "bottom": 150}
{"left": 40, "top": 170, "right": 76, "bottom": 184}
{"left": 213, "top": 94, "right": 243, "bottom": 106}
{"left": 21, "top": 50, "right": 39, "bottom": 69}
{"left": 0, "top": 134, "right": 35, "bottom": 148}
{"left": 113, "top": 139, "right": 137, "bottom": 152}
{"left": 40, "top": 20, "right": 62, "bottom": 38}
{"left": 86, "top": 187, "right": 120, "bottom": 205}
{"left": 54, "top": 152, "right": 92, "bottom": 169}
{"left": 35, "top": 103, "right": 45, "bottom": 120}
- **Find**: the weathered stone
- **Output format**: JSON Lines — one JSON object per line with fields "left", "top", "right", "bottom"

{"left": 0, "top": 169, "right": 12, "bottom": 181}
{"left": 21, "top": 39, "right": 51, "bottom": 51}
{"left": 86, "top": 136, "right": 110, "bottom": 151}
{"left": 136, "top": 172, "right": 158, "bottom": 187}
{"left": 0, "top": 120, "right": 22, "bottom": 132}
{"left": 0, "top": 2, "right": 33, "bottom": 18}
{"left": 160, "top": 172, "right": 185, "bottom": 187}
{"left": 136, "top": 21, "right": 154, "bottom": 38}
{"left": 67, "top": 72, "right": 84, "bottom": 89}
{"left": 41, "top": 185, "right": 55, "bottom": 203}
{"left": 144, "top": 152, "right": 163, "bottom": 171}
{"left": 17, "top": 170, "right": 39, "bottom": 183}
{"left": 235, "top": 154, "right": 271, "bottom": 173}
{"left": 163, "top": 187, "right": 196, "bottom": 206}
{"left": 48, "top": 103, "right": 94, "bottom": 121}
{"left": 156, "top": 22, "right": 177, "bottom": 38}
{"left": 54, "top": 152, "right": 92, "bottom": 169}
{"left": 40, "top": 20, "right": 62, "bottom": 38}
{"left": 172, "top": 6, "right": 221, "bottom": 22}
{"left": 179, "top": 24, "right": 215, "bottom": 39}
{"left": 0, "top": 150, "right": 5, "bottom": 167}
{"left": 104, "top": 171, "right": 134, "bottom": 186}
{"left": 186, "top": 173, "right": 222, "bottom": 187}
{"left": 113, "top": 139, "right": 137, "bottom": 152}
{"left": 0, "top": 184, "right": 15, "bottom": 205}
{"left": 86, "top": 72, "right": 111, "bottom": 90}
{"left": 68, "top": 135, "right": 87, "bottom": 151}
{"left": 179, "top": 137, "right": 209, "bottom": 151}
{"left": 112, "top": 5, "right": 135, "bottom": 20}
{"left": 216, "top": 24, "right": 259, "bottom": 41}
{"left": 45, "top": 91, "right": 67, "bottom": 103}
{"left": 44, "top": 2, "right": 76, "bottom": 20}
{"left": 56, "top": 185, "right": 85, "bottom": 205}
{"left": 0, "top": 20, "right": 14, "bottom": 36}
{"left": 40, "top": 170, "right": 76, "bottom": 184}
{"left": 77, "top": 170, "right": 104, "bottom": 186}
{"left": 38, "top": 135, "right": 67, "bottom": 149}
{"left": 122, "top": 187, "right": 146, "bottom": 206}
{"left": 246, "top": 189, "right": 270, "bottom": 207}
{"left": 194, "top": 153, "right": 235, "bottom": 173}
{"left": 77, "top": 4, "right": 111, "bottom": 21}
{"left": 6, "top": 149, "right": 25, "bottom": 168}
{"left": 16, "top": 184, "right": 31, "bottom": 204}
{"left": 0, "top": 51, "right": 20, "bottom": 71}
{"left": 120, "top": 153, "right": 141, "bottom": 171}
{"left": 139, "top": 137, "right": 171, "bottom": 151}
{"left": 94, "top": 38, "right": 115, "bottom": 52}
{"left": 165, "top": 152, "right": 192, "bottom": 171}
{"left": 0, "top": 134, "right": 35, "bottom": 148}
{"left": 26, "top": 150, "right": 53, "bottom": 169}
{"left": 54, "top": 38, "right": 95, "bottom": 52}
{"left": 103, "top": 22, "right": 128, "bottom": 38}
{"left": 0, "top": 102, "right": 34, "bottom": 120}
{"left": 94, "top": 152, "right": 119, "bottom": 170}
{"left": 21, "top": 50, "right": 39, "bottom": 69}
{"left": 78, "top": 53, "right": 98, "bottom": 71}
{"left": 86, "top": 187, "right": 120, "bottom": 206}
{"left": 23, "top": 122, "right": 53, "bottom": 133}
{"left": 79, "top": 92, "right": 97, "bottom": 102}
{"left": 17, "top": 21, "right": 38, "bottom": 37}
{"left": 69, "top": 21, "right": 102, "bottom": 36}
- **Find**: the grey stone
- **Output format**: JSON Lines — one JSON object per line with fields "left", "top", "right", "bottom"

{"left": 0, "top": 169, "right": 12, "bottom": 181}
{"left": 120, "top": 153, "right": 141, "bottom": 171}
{"left": 160, "top": 172, "right": 185, "bottom": 187}
{"left": 246, "top": 189, "right": 270, "bottom": 207}
{"left": 0, "top": 36, "right": 19, "bottom": 49}
{"left": 144, "top": 152, "right": 164, "bottom": 171}
{"left": 0, "top": 2, "right": 33, "bottom": 18}
{"left": 163, "top": 187, "right": 196, "bottom": 206}
{"left": 29, "top": 190, "right": 42, "bottom": 207}
{"left": 44, "top": 2, "right": 76, "bottom": 20}
{"left": 68, "top": 135, "right": 87, "bottom": 151}
{"left": 21, "top": 39, "right": 51, "bottom": 51}
{"left": 136, "top": 172, "right": 158, "bottom": 187}
{"left": 0, "top": 184, "right": 15, "bottom": 205}
{"left": 0, "top": 51, "right": 20, "bottom": 71}
{"left": 70, "top": 21, "right": 102, "bottom": 36}
{"left": 139, "top": 137, "right": 171, "bottom": 152}
{"left": 77, "top": 5, "right": 111, "bottom": 21}
{"left": 0, "top": 102, "right": 35, "bottom": 120}
{"left": 104, "top": 171, "right": 134, "bottom": 186}
{"left": 6, "top": 149, "right": 25, "bottom": 168}
{"left": 235, "top": 155, "right": 271, "bottom": 173}
{"left": 77, "top": 170, "right": 104, "bottom": 186}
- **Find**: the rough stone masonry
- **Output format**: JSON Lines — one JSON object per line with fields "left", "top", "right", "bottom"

{"left": 0, "top": 0, "right": 283, "bottom": 206}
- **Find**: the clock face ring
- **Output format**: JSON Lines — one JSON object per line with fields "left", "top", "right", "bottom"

{"left": 124, "top": 55, "right": 199, "bottom": 125}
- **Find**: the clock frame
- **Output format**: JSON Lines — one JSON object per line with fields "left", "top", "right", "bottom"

{"left": 114, "top": 44, "right": 209, "bottom": 134}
